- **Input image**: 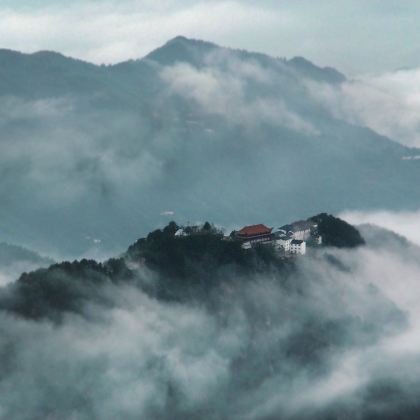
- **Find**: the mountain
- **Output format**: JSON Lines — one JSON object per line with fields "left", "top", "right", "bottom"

{"left": 0, "top": 36, "right": 419, "bottom": 255}
{"left": 0, "top": 242, "right": 53, "bottom": 285}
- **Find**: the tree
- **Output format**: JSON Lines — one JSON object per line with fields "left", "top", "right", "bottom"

{"left": 202, "top": 221, "right": 212, "bottom": 232}
{"left": 163, "top": 221, "right": 178, "bottom": 236}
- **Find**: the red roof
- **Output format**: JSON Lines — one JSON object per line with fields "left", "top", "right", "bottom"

{"left": 237, "top": 224, "right": 272, "bottom": 236}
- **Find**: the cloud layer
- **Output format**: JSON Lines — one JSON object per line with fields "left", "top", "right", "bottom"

{"left": 2, "top": 231, "right": 420, "bottom": 418}
{"left": 341, "top": 209, "right": 420, "bottom": 246}
{"left": 161, "top": 59, "right": 318, "bottom": 135}
{"left": 308, "top": 68, "right": 420, "bottom": 147}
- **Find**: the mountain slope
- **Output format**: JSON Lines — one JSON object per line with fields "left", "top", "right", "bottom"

{"left": 0, "top": 36, "right": 419, "bottom": 255}
{"left": 0, "top": 242, "right": 53, "bottom": 285}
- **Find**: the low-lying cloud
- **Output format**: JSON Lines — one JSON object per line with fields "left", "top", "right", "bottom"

{"left": 2, "top": 231, "right": 420, "bottom": 418}
{"left": 341, "top": 209, "right": 420, "bottom": 246}
{"left": 161, "top": 59, "right": 318, "bottom": 135}
{"left": 308, "top": 68, "right": 420, "bottom": 147}
{"left": 0, "top": 242, "right": 53, "bottom": 286}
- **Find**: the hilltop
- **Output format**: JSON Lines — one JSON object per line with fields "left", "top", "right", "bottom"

{"left": 0, "top": 214, "right": 364, "bottom": 320}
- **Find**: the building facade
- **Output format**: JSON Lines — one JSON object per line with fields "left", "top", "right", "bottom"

{"left": 275, "top": 235, "right": 293, "bottom": 252}
{"left": 236, "top": 224, "right": 273, "bottom": 246}
{"left": 290, "top": 239, "right": 306, "bottom": 255}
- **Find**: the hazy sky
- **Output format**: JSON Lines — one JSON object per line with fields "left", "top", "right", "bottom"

{"left": 1, "top": 0, "right": 419, "bottom": 74}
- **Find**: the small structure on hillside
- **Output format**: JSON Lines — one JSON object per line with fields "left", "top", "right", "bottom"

{"left": 279, "top": 220, "right": 317, "bottom": 241}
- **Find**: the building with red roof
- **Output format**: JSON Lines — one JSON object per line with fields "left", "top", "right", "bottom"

{"left": 236, "top": 224, "right": 273, "bottom": 246}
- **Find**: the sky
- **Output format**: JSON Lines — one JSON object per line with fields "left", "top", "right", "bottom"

{"left": 1, "top": 0, "right": 420, "bottom": 75}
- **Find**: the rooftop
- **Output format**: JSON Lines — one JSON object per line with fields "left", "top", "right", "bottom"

{"left": 237, "top": 224, "right": 272, "bottom": 237}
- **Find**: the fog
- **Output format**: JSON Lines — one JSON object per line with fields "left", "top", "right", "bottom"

{"left": 341, "top": 209, "right": 420, "bottom": 247}
{"left": 160, "top": 58, "right": 318, "bottom": 135}
{"left": 2, "top": 0, "right": 420, "bottom": 73}
{"left": 0, "top": 243, "right": 53, "bottom": 287}
{"left": 1, "top": 8, "right": 420, "bottom": 419}
{"left": 307, "top": 68, "right": 420, "bottom": 148}
{"left": 1, "top": 228, "right": 420, "bottom": 419}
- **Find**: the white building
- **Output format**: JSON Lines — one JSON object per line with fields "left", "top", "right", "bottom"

{"left": 275, "top": 235, "right": 292, "bottom": 252}
{"left": 279, "top": 221, "right": 317, "bottom": 241}
{"left": 291, "top": 221, "right": 312, "bottom": 241}
{"left": 290, "top": 239, "right": 306, "bottom": 255}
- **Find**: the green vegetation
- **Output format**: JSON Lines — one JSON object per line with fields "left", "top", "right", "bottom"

{"left": 0, "top": 215, "right": 364, "bottom": 320}
{"left": 126, "top": 221, "right": 283, "bottom": 299}
{"left": 0, "top": 258, "right": 133, "bottom": 320}
{"left": 310, "top": 213, "right": 365, "bottom": 248}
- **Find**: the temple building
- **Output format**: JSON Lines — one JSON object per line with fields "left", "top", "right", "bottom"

{"left": 236, "top": 224, "right": 273, "bottom": 247}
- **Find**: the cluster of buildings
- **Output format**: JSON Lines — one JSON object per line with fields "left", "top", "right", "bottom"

{"left": 235, "top": 220, "right": 322, "bottom": 256}
{"left": 173, "top": 219, "right": 322, "bottom": 257}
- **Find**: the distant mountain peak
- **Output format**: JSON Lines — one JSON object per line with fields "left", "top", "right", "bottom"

{"left": 288, "top": 56, "right": 346, "bottom": 83}
{"left": 165, "top": 35, "right": 217, "bottom": 48}
{"left": 145, "top": 35, "right": 218, "bottom": 66}
{"left": 145, "top": 36, "right": 345, "bottom": 83}
{"left": 166, "top": 35, "right": 190, "bottom": 44}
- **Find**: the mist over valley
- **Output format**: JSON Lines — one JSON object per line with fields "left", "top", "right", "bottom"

{"left": 1, "top": 11, "right": 420, "bottom": 418}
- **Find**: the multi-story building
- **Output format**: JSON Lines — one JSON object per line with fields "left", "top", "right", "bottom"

{"left": 290, "top": 239, "right": 306, "bottom": 255}
{"left": 275, "top": 235, "right": 293, "bottom": 252}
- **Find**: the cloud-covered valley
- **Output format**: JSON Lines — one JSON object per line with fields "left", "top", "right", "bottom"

{"left": 341, "top": 209, "right": 420, "bottom": 247}
{"left": 1, "top": 226, "right": 420, "bottom": 419}
{"left": 1, "top": 4, "right": 420, "bottom": 419}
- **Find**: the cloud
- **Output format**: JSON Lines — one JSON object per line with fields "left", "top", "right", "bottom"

{"left": 2, "top": 234, "right": 420, "bottom": 418}
{"left": 0, "top": 242, "right": 53, "bottom": 286}
{"left": 0, "top": 93, "right": 173, "bottom": 256}
{"left": 160, "top": 211, "right": 175, "bottom": 216}
{"left": 161, "top": 59, "right": 318, "bottom": 135}
{"left": 307, "top": 68, "right": 420, "bottom": 147}
{"left": 0, "top": 1, "right": 283, "bottom": 65}
{"left": 341, "top": 209, "right": 420, "bottom": 246}
{"left": 1, "top": 0, "right": 420, "bottom": 73}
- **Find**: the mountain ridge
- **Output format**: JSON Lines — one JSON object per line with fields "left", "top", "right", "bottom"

{"left": 0, "top": 36, "right": 419, "bottom": 255}
{"left": 0, "top": 36, "right": 346, "bottom": 81}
